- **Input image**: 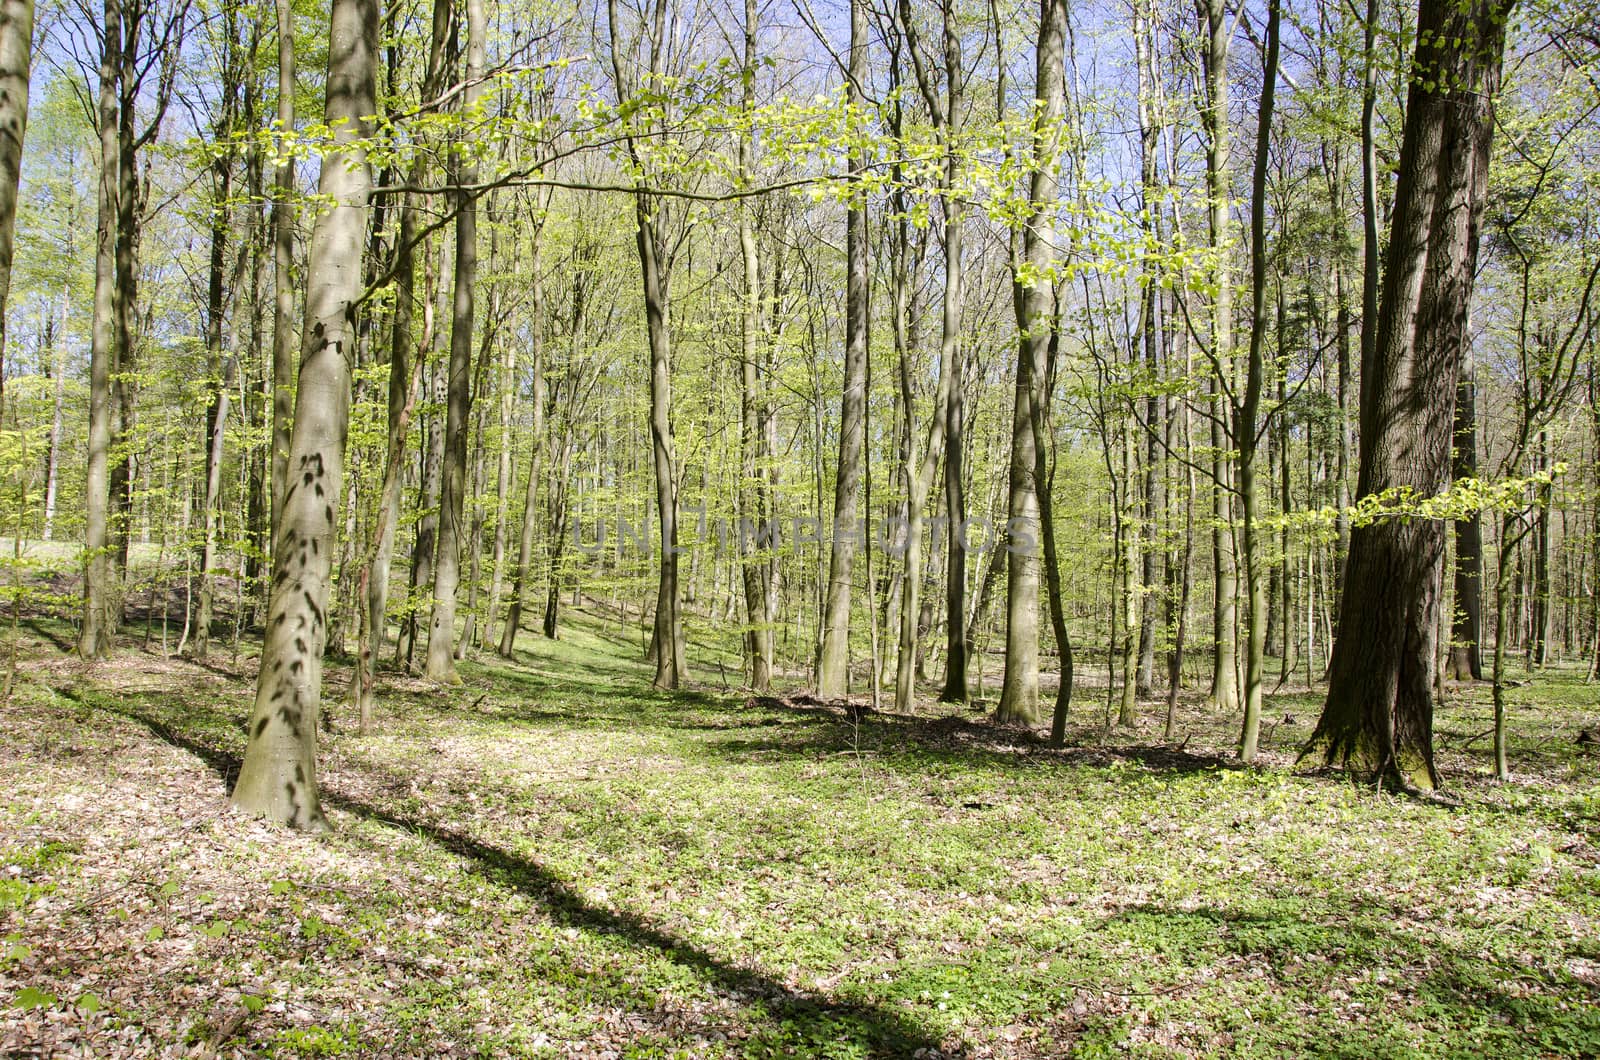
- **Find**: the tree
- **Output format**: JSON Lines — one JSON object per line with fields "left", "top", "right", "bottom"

{"left": 426, "top": 0, "right": 488, "bottom": 683}
{"left": 232, "top": 0, "right": 378, "bottom": 826}
{"left": 995, "top": 0, "right": 1067, "bottom": 726}
{"left": 77, "top": 0, "right": 125, "bottom": 660}
{"left": 0, "top": 0, "right": 34, "bottom": 419}
{"left": 816, "top": 0, "right": 870, "bottom": 700}
{"left": 1302, "top": 0, "right": 1516, "bottom": 791}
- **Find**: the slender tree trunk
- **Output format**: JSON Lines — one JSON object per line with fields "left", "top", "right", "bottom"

{"left": 1199, "top": 0, "right": 1237, "bottom": 714}
{"left": 1236, "top": 0, "right": 1279, "bottom": 762}
{"left": 44, "top": 286, "right": 68, "bottom": 541}
{"left": 426, "top": 0, "right": 485, "bottom": 682}
{"left": 192, "top": 78, "right": 240, "bottom": 661}
{"left": 817, "top": 0, "right": 870, "bottom": 699}
{"left": 1449, "top": 363, "right": 1483, "bottom": 678}
{"left": 232, "top": 0, "right": 377, "bottom": 826}
{"left": 269, "top": 0, "right": 296, "bottom": 551}
{"left": 736, "top": 0, "right": 775, "bottom": 691}
{"left": 78, "top": 0, "right": 122, "bottom": 660}
{"left": 485, "top": 304, "right": 515, "bottom": 649}
{"left": 499, "top": 232, "right": 549, "bottom": 654}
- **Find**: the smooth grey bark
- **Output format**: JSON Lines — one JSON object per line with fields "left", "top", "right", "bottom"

{"left": 499, "top": 226, "right": 549, "bottom": 654}
{"left": 737, "top": 0, "right": 774, "bottom": 691}
{"left": 0, "top": 0, "right": 33, "bottom": 422}
{"left": 608, "top": 0, "right": 686, "bottom": 688}
{"left": 269, "top": 0, "right": 295, "bottom": 549}
{"left": 1448, "top": 365, "right": 1483, "bottom": 679}
{"left": 995, "top": 0, "right": 1067, "bottom": 726}
{"left": 193, "top": 42, "right": 242, "bottom": 661}
{"left": 232, "top": 0, "right": 377, "bottom": 826}
{"left": 78, "top": 0, "right": 122, "bottom": 660}
{"left": 1235, "top": 0, "right": 1280, "bottom": 762}
{"left": 426, "top": 0, "right": 487, "bottom": 682}
{"left": 816, "top": 0, "right": 870, "bottom": 700}
{"left": 1198, "top": 0, "right": 1237, "bottom": 714}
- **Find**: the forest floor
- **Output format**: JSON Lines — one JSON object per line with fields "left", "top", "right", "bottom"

{"left": 2, "top": 608, "right": 1599, "bottom": 1058}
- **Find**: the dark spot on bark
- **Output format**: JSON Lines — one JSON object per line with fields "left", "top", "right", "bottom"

{"left": 254, "top": 717, "right": 268, "bottom": 737}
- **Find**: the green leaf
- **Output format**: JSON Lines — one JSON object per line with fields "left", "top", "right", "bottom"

{"left": 202, "top": 919, "right": 232, "bottom": 938}
{"left": 75, "top": 991, "right": 103, "bottom": 1013}
{"left": 269, "top": 879, "right": 293, "bottom": 896}
{"left": 13, "top": 986, "right": 56, "bottom": 1010}
{"left": 241, "top": 993, "right": 265, "bottom": 1014}
{"left": 143, "top": 925, "right": 165, "bottom": 942}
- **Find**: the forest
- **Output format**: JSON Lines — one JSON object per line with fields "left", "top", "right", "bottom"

{"left": 1, "top": 0, "right": 1599, "bottom": 1051}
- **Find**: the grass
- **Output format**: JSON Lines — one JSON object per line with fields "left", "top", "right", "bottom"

{"left": 1, "top": 606, "right": 1598, "bottom": 1057}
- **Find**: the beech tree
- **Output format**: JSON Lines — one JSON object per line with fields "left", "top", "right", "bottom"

{"left": 232, "top": 0, "right": 378, "bottom": 826}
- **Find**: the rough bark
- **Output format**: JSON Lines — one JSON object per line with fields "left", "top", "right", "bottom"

{"left": 1302, "top": 0, "right": 1512, "bottom": 791}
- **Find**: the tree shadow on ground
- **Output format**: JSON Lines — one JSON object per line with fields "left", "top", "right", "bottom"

{"left": 692, "top": 698, "right": 1248, "bottom": 778}
{"left": 84, "top": 697, "right": 955, "bottom": 1059}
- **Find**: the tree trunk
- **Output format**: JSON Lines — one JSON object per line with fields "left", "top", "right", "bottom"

{"left": 1448, "top": 365, "right": 1483, "bottom": 679}
{"left": 1199, "top": 0, "right": 1237, "bottom": 715}
{"left": 500, "top": 230, "right": 550, "bottom": 654}
{"left": 1236, "top": 0, "right": 1279, "bottom": 762}
{"left": 232, "top": 0, "right": 377, "bottom": 827}
{"left": 78, "top": 0, "right": 122, "bottom": 660}
{"left": 737, "top": 0, "right": 775, "bottom": 692}
{"left": 1302, "top": 0, "right": 1512, "bottom": 791}
{"left": 0, "top": 0, "right": 32, "bottom": 423}
{"left": 269, "top": 0, "right": 296, "bottom": 550}
{"left": 426, "top": 0, "right": 485, "bottom": 682}
{"left": 817, "top": 0, "right": 870, "bottom": 700}
{"left": 995, "top": 0, "right": 1066, "bottom": 726}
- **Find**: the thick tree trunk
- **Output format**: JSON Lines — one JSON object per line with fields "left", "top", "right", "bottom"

{"left": 1302, "top": 0, "right": 1512, "bottom": 791}
{"left": 995, "top": 0, "right": 1066, "bottom": 726}
{"left": 232, "top": 0, "right": 377, "bottom": 827}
